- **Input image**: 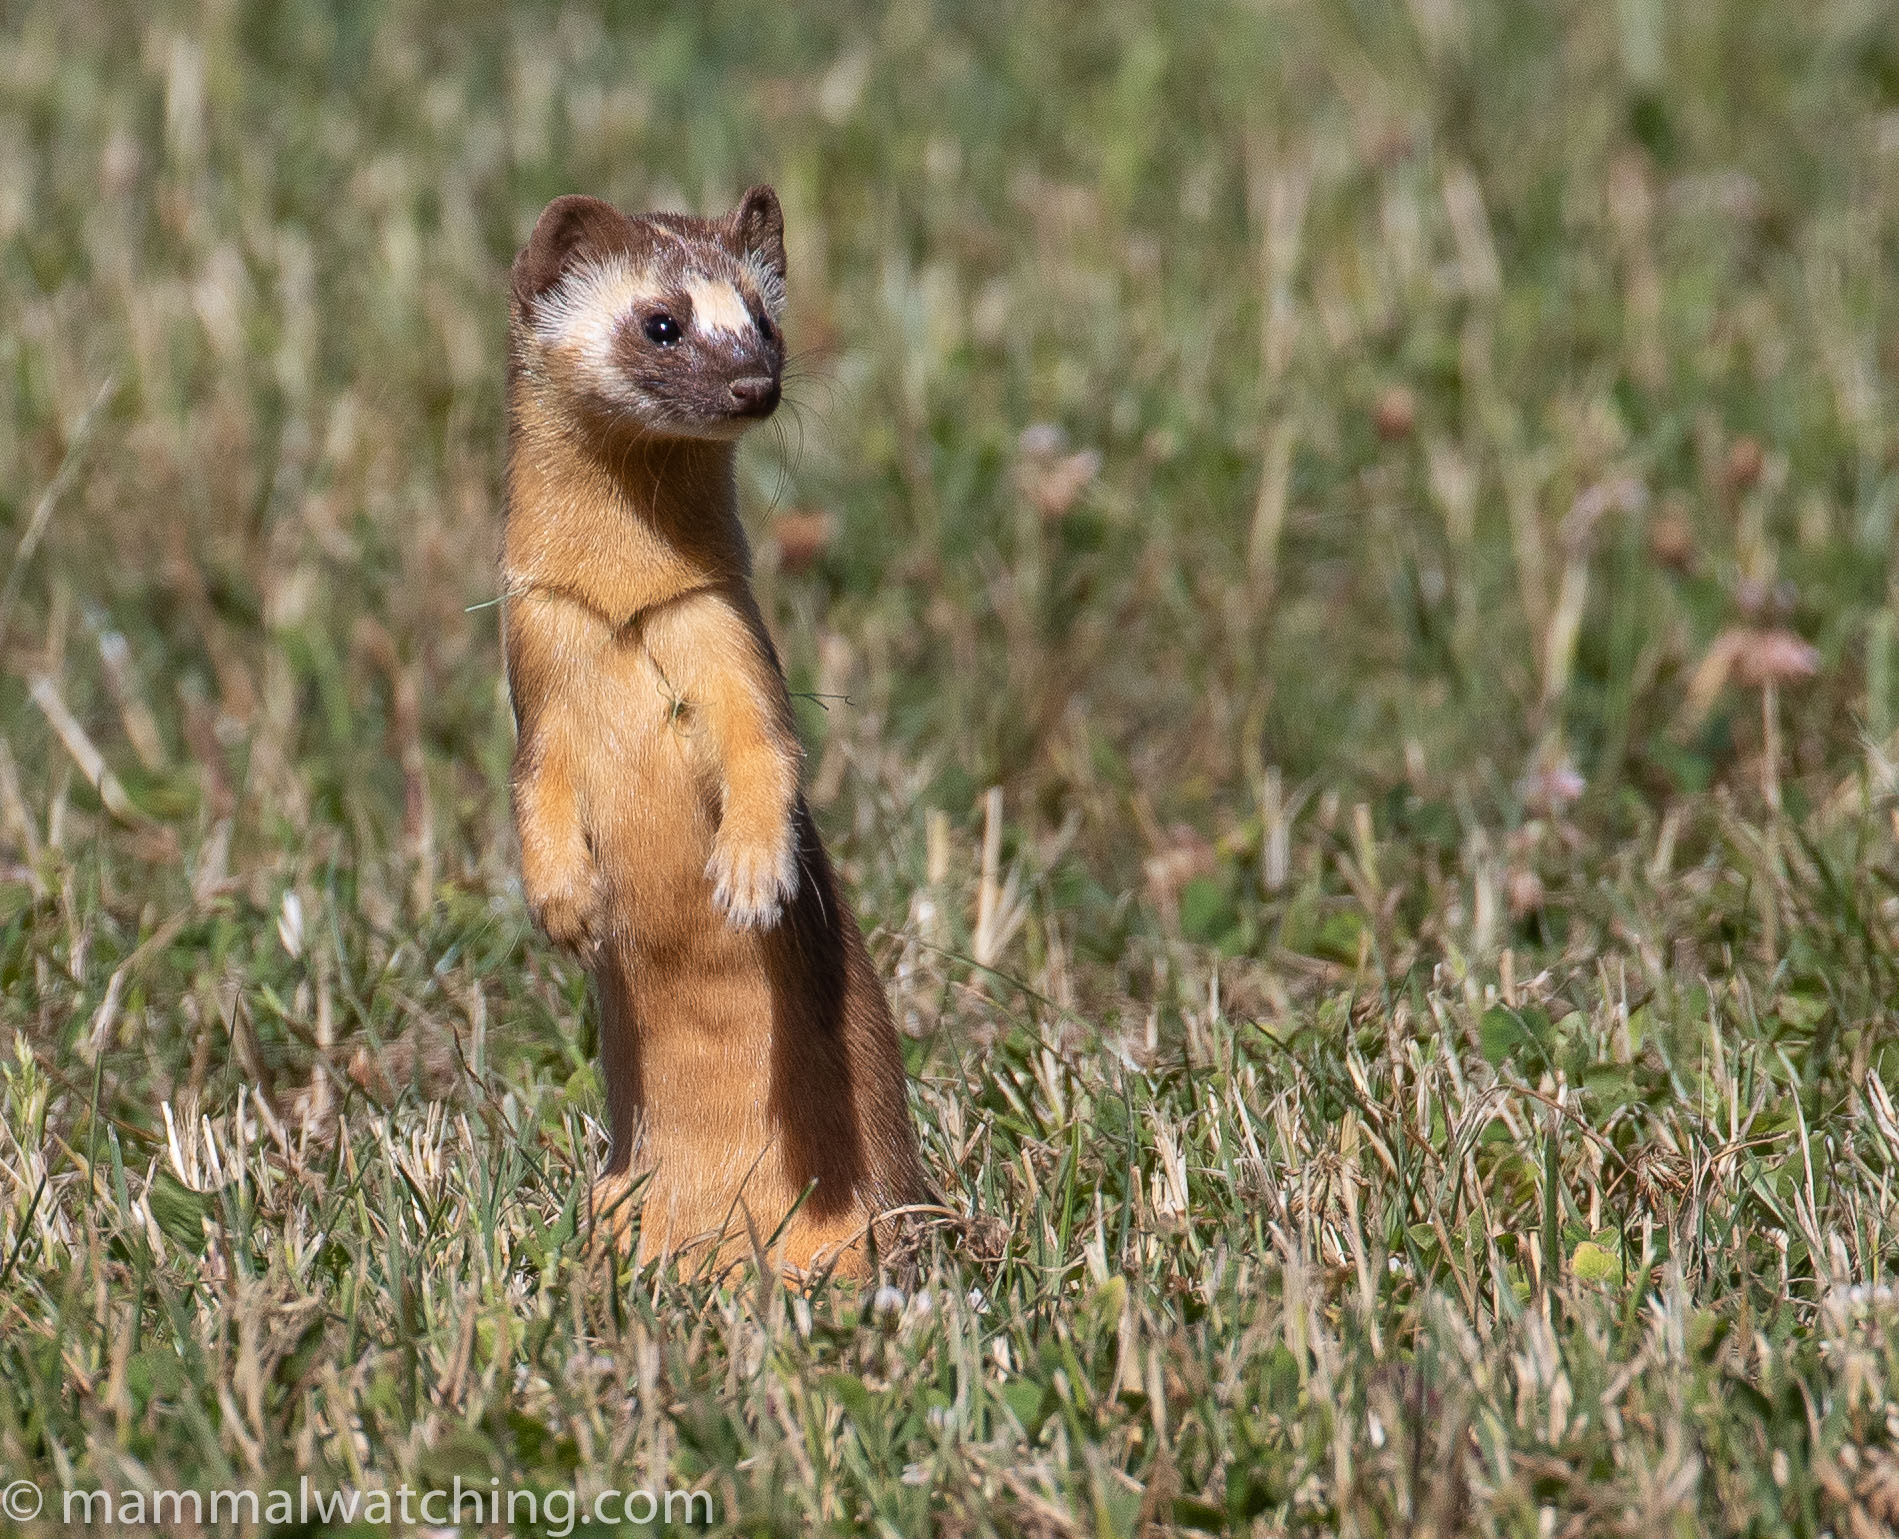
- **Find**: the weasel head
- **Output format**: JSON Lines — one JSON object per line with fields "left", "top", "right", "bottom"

{"left": 510, "top": 187, "right": 788, "bottom": 443}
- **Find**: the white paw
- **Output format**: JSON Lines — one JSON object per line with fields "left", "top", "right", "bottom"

{"left": 706, "top": 830, "right": 798, "bottom": 929}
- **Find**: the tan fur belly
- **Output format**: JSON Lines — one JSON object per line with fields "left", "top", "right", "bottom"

{"left": 576, "top": 691, "right": 849, "bottom": 1264}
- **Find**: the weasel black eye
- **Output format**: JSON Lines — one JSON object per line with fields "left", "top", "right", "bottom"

{"left": 754, "top": 310, "right": 776, "bottom": 344}
{"left": 644, "top": 313, "right": 681, "bottom": 346}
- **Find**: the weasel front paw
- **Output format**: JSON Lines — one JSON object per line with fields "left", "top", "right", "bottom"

{"left": 527, "top": 866, "right": 606, "bottom": 956}
{"left": 707, "top": 826, "right": 798, "bottom": 929}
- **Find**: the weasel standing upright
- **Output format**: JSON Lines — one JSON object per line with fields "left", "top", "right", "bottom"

{"left": 502, "top": 188, "right": 924, "bottom": 1277}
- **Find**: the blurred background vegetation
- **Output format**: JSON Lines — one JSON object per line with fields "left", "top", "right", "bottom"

{"left": 4, "top": 0, "right": 1897, "bottom": 928}
{"left": 6, "top": 0, "right": 1899, "bottom": 1532}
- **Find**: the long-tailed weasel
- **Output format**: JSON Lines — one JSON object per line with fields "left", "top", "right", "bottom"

{"left": 502, "top": 188, "right": 924, "bottom": 1278}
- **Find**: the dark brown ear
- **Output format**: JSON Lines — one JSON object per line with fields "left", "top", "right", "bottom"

{"left": 512, "top": 195, "right": 627, "bottom": 305}
{"left": 728, "top": 185, "right": 786, "bottom": 284}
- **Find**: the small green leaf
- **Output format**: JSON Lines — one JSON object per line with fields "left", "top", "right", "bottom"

{"left": 125, "top": 1346, "right": 183, "bottom": 1411}
{"left": 1173, "top": 1496, "right": 1227, "bottom": 1531}
{"left": 1583, "top": 1064, "right": 1640, "bottom": 1109}
{"left": 1479, "top": 1006, "right": 1521, "bottom": 1066}
{"left": 1312, "top": 910, "right": 1366, "bottom": 964}
{"left": 147, "top": 1172, "right": 213, "bottom": 1252}
{"left": 1086, "top": 1274, "right": 1127, "bottom": 1335}
{"left": 1001, "top": 1378, "right": 1049, "bottom": 1433}
{"left": 1178, "top": 876, "right": 1233, "bottom": 942}
{"left": 824, "top": 1372, "right": 877, "bottom": 1426}
{"left": 1571, "top": 1240, "right": 1622, "bottom": 1284}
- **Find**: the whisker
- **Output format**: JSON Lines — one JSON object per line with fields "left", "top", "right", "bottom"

{"left": 780, "top": 372, "right": 843, "bottom": 412}
{"left": 771, "top": 399, "right": 815, "bottom": 475}
{"left": 758, "top": 415, "right": 795, "bottom": 515}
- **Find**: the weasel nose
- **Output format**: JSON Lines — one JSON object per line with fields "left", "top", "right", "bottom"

{"left": 728, "top": 376, "right": 780, "bottom": 416}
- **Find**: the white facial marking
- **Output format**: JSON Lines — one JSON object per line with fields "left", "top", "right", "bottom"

{"left": 534, "top": 257, "right": 660, "bottom": 351}
{"left": 686, "top": 275, "right": 754, "bottom": 338}
{"left": 532, "top": 255, "right": 666, "bottom": 395}
{"left": 742, "top": 254, "right": 787, "bottom": 322}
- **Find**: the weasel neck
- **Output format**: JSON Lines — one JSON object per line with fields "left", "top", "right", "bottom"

{"left": 503, "top": 384, "right": 751, "bottom": 626}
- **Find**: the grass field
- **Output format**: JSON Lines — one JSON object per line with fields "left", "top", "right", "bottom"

{"left": 4, "top": 0, "right": 1899, "bottom": 1533}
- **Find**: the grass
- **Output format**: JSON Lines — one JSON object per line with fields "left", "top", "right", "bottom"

{"left": 3, "top": 0, "right": 1899, "bottom": 1532}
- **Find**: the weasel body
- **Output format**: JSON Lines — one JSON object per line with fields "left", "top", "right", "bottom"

{"left": 503, "top": 189, "right": 923, "bottom": 1277}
